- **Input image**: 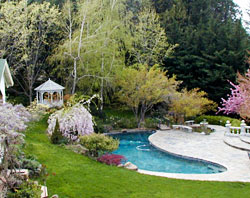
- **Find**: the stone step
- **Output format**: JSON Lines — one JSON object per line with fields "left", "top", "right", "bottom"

{"left": 224, "top": 136, "right": 250, "bottom": 152}
{"left": 240, "top": 136, "right": 250, "bottom": 144}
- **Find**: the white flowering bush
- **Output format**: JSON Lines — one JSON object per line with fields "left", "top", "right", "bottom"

{"left": 47, "top": 103, "right": 94, "bottom": 141}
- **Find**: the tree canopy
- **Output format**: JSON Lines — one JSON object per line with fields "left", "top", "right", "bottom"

{"left": 115, "top": 64, "right": 180, "bottom": 127}
{"left": 154, "top": 0, "right": 249, "bottom": 103}
{"left": 0, "top": 0, "right": 62, "bottom": 103}
{"left": 0, "top": 0, "right": 249, "bottom": 110}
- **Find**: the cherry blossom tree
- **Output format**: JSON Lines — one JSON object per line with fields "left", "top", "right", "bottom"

{"left": 218, "top": 68, "right": 250, "bottom": 120}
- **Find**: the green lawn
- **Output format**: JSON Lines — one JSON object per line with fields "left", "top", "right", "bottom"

{"left": 24, "top": 116, "right": 250, "bottom": 198}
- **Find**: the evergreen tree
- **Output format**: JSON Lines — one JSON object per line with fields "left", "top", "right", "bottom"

{"left": 51, "top": 119, "right": 65, "bottom": 144}
{"left": 154, "top": 0, "right": 249, "bottom": 103}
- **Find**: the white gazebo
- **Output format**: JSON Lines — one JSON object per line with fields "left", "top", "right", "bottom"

{"left": 35, "top": 79, "right": 65, "bottom": 107}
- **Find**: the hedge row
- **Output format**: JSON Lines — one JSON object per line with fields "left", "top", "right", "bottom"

{"left": 195, "top": 115, "right": 241, "bottom": 127}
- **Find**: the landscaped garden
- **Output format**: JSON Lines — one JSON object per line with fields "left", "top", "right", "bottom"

{"left": 23, "top": 116, "right": 250, "bottom": 198}
{"left": 1, "top": 0, "right": 250, "bottom": 197}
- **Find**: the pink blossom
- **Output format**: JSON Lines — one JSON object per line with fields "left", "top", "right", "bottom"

{"left": 218, "top": 69, "right": 250, "bottom": 120}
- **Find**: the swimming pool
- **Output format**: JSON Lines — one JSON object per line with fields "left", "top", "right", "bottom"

{"left": 111, "top": 131, "right": 226, "bottom": 174}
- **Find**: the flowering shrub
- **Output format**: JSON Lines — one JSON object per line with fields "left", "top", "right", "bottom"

{"left": 0, "top": 103, "right": 31, "bottom": 132}
{"left": 97, "top": 154, "right": 126, "bottom": 166}
{"left": 26, "top": 100, "right": 50, "bottom": 121}
{"left": 79, "top": 134, "right": 119, "bottom": 157}
{"left": 47, "top": 103, "right": 94, "bottom": 141}
{"left": 0, "top": 103, "right": 31, "bottom": 190}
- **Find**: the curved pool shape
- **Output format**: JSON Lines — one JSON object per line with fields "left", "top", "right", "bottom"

{"left": 111, "top": 131, "right": 226, "bottom": 174}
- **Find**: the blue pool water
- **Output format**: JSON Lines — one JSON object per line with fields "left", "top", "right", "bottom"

{"left": 111, "top": 131, "right": 226, "bottom": 174}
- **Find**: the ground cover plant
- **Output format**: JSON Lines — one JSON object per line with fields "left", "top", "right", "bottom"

{"left": 23, "top": 116, "right": 250, "bottom": 198}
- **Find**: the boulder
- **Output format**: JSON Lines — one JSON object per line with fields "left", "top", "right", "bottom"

{"left": 124, "top": 162, "right": 138, "bottom": 171}
{"left": 121, "top": 129, "right": 127, "bottom": 133}
{"left": 117, "top": 164, "right": 124, "bottom": 168}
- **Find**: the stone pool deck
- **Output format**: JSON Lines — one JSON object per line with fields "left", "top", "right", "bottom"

{"left": 140, "top": 125, "right": 250, "bottom": 182}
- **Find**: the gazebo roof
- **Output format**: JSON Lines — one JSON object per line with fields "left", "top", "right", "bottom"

{"left": 35, "top": 79, "right": 64, "bottom": 91}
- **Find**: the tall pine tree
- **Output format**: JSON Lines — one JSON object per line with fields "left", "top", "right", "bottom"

{"left": 154, "top": 0, "right": 249, "bottom": 103}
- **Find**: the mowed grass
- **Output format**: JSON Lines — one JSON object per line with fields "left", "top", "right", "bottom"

{"left": 24, "top": 116, "right": 250, "bottom": 198}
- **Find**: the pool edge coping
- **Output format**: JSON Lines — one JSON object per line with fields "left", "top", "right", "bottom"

{"left": 148, "top": 133, "right": 228, "bottom": 173}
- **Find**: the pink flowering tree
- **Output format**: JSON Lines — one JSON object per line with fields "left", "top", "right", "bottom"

{"left": 218, "top": 69, "right": 250, "bottom": 120}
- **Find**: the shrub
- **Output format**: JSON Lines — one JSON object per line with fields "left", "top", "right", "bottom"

{"left": 19, "top": 155, "right": 41, "bottom": 178}
{"left": 0, "top": 103, "right": 31, "bottom": 132}
{"left": 7, "top": 95, "right": 29, "bottom": 106}
{"left": 7, "top": 180, "right": 42, "bottom": 198}
{"left": 144, "top": 118, "right": 158, "bottom": 129}
{"left": 51, "top": 119, "right": 68, "bottom": 144}
{"left": 79, "top": 134, "right": 119, "bottom": 157}
{"left": 97, "top": 154, "right": 126, "bottom": 166}
{"left": 112, "top": 117, "right": 137, "bottom": 129}
{"left": 195, "top": 115, "right": 241, "bottom": 127}
{"left": 26, "top": 101, "right": 49, "bottom": 121}
{"left": 0, "top": 103, "right": 31, "bottom": 190}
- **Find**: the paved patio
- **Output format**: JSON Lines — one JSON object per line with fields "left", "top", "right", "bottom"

{"left": 139, "top": 125, "right": 250, "bottom": 182}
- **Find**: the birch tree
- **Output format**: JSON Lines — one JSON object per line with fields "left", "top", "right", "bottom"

{"left": 51, "top": 0, "right": 126, "bottom": 105}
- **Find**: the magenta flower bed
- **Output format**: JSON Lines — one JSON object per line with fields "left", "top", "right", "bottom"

{"left": 97, "top": 154, "right": 126, "bottom": 166}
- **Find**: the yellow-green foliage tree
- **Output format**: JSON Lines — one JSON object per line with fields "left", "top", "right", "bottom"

{"left": 0, "top": 0, "right": 61, "bottom": 103}
{"left": 116, "top": 64, "right": 180, "bottom": 128}
{"left": 169, "top": 88, "right": 217, "bottom": 123}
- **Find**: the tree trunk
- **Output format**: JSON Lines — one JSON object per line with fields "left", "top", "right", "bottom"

{"left": 72, "top": 59, "right": 77, "bottom": 94}
{"left": 100, "top": 53, "right": 104, "bottom": 112}
{"left": 138, "top": 109, "right": 146, "bottom": 128}
{"left": 29, "top": 86, "right": 33, "bottom": 104}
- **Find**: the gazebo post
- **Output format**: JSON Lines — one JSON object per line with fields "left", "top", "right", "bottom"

{"left": 36, "top": 91, "right": 38, "bottom": 104}
{"left": 41, "top": 92, "right": 44, "bottom": 104}
{"left": 51, "top": 92, "right": 53, "bottom": 104}
{"left": 40, "top": 92, "right": 42, "bottom": 104}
